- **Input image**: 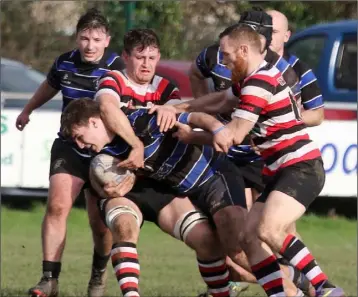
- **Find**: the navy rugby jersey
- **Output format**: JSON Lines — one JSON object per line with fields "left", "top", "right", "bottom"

{"left": 47, "top": 48, "right": 125, "bottom": 111}
{"left": 48, "top": 49, "right": 125, "bottom": 157}
{"left": 101, "top": 109, "right": 221, "bottom": 194}
{"left": 283, "top": 51, "right": 324, "bottom": 110}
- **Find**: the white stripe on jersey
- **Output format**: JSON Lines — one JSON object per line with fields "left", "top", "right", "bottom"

{"left": 261, "top": 110, "right": 297, "bottom": 125}
{"left": 241, "top": 85, "right": 272, "bottom": 102}
{"left": 95, "top": 88, "right": 121, "bottom": 102}
{"left": 269, "top": 86, "right": 292, "bottom": 104}
{"left": 232, "top": 109, "right": 259, "bottom": 123}
{"left": 258, "top": 130, "right": 308, "bottom": 150}
{"left": 267, "top": 141, "right": 318, "bottom": 171}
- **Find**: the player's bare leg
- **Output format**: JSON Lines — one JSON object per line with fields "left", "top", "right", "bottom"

{"left": 29, "top": 174, "right": 84, "bottom": 297}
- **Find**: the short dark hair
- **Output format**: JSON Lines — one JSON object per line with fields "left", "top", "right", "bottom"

{"left": 123, "top": 28, "right": 160, "bottom": 55}
{"left": 61, "top": 99, "right": 101, "bottom": 139}
{"left": 76, "top": 8, "right": 110, "bottom": 34}
{"left": 219, "top": 25, "right": 262, "bottom": 53}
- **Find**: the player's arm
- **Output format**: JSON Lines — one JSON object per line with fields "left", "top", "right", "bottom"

{"left": 16, "top": 59, "right": 60, "bottom": 130}
{"left": 297, "top": 59, "right": 324, "bottom": 126}
{"left": 189, "top": 61, "right": 210, "bottom": 98}
{"left": 175, "top": 112, "right": 234, "bottom": 153}
{"left": 96, "top": 73, "right": 145, "bottom": 169}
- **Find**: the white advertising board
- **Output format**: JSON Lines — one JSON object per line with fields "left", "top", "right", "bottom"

{"left": 307, "top": 121, "right": 357, "bottom": 197}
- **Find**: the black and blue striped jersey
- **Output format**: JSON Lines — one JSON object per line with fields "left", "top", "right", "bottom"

{"left": 47, "top": 48, "right": 125, "bottom": 111}
{"left": 101, "top": 109, "right": 221, "bottom": 194}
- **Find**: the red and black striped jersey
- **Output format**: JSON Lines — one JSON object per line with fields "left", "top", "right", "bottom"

{"left": 231, "top": 61, "right": 321, "bottom": 176}
{"left": 94, "top": 70, "right": 180, "bottom": 111}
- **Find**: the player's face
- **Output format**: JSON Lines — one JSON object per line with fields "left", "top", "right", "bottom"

{"left": 72, "top": 118, "right": 110, "bottom": 153}
{"left": 123, "top": 46, "right": 161, "bottom": 84}
{"left": 76, "top": 28, "right": 110, "bottom": 63}
{"left": 269, "top": 18, "right": 290, "bottom": 54}
{"left": 220, "top": 36, "right": 249, "bottom": 83}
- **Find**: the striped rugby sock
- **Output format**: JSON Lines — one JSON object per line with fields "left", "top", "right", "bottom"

{"left": 197, "top": 258, "right": 230, "bottom": 297}
{"left": 251, "top": 255, "right": 285, "bottom": 297}
{"left": 280, "top": 234, "right": 328, "bottom": 290}
{"left": 111, "top": 242, "right": 140, "bottom": 297}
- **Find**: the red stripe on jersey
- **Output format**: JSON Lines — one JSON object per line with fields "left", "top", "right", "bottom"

{"left": 266, "top": 120, "right": 302, "bottom": 137}
{"left": 157, "top": 78, "right": 169, "bottom": 96}
{"left": 264, "top": 97, "right": 291, "bottom": 112}
{"left": 261, "top": 134, "right": 310, "bottom": 159}
{"left": 249, "top": 73, "right": 279, "bottom": 87}
{"left": 100, "top": 79, "right": 121, "bottom": 94}
{"left": 108, "top": 71, "right": 127, "bottom": 92}
{"left": 169, "top": 89, "right": 181, "bottom": 100}
{"left": 262, "top": 149, "right": 321, "bottom": 176}
{"left": 240, "top": 94, "right": 267, "bottom": 109}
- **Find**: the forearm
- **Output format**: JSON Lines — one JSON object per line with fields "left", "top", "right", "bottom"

{"left": 301, "top": 108, "right": 324, "bottom": 127}
{"left": 188, "top": 112, "right": 223, "bottom": 133}
{"left": 187, "top": 130, "right": 213, "bottom": 145}
{"left": 99, "top": 96, "right": 143, "bottom": 147}
{"left": 175, "top": 91, "right": 231, "bottom": 114}
{"left": 23, "top": 80, "right": 58, "bottom": 113}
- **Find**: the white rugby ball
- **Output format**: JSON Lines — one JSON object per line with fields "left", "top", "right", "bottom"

{"left": 89, "top": 154, "right": 135, "bottom": 198}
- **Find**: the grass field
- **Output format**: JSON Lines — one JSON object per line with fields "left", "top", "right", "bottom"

{"left": 1, "top": 203, "right": 357, "bottom": 296}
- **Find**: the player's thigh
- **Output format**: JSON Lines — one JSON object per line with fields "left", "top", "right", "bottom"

{"left": 48, "top": 139, "right": 89, "bottom": 210}
{"left": 261, "top": 159, "right": 325, "bottom": 230}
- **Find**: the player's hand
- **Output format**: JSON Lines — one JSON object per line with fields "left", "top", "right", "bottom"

{"left": 149, "top": 104, "right": 177, "bottom": 132}
{"left": 212, "top": 126, "right": 234, "bottom": 153}
{"left": 172, "top": 122, "right": 194, "bottom": 144}
{"left": 15, "top": 110, "right": 31, "bottom": 131}
{"left": 103, "top": 175, "right": 136, "bottom": 198}
{"left": 118, "top": 142, "right": 145, "bottom": 170}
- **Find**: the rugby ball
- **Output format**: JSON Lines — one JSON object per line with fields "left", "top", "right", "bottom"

{"left": 89, "top": 154, "right": 135, "bottom": 198}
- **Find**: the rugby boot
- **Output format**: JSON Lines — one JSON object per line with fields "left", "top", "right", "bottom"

{"left": 197, "top": 282, "right": 249, "bottom": 297}
{"left": 229, "top": 281, "right": 249, "bottom": 297}
{"left": 87, "top": 266, "right": 108, "bottom": 297}
{"left": 316, "top": 285, "right": 346, "bottom": 297}
{"left": 28, "top": 275, "right": 58, "bottom": 297}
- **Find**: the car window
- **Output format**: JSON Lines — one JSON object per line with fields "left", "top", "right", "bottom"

{"left": 1, "top": 64, "right": 46, "bottom": 92}
{"left": 286, "top": 35, "right": 327, "bottom": 71}
{"left": 334, "top": 33, "right": 357, "bottom": 90}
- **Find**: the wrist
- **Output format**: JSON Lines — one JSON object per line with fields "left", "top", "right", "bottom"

{"left": 23, "top": 105, "right": 33, "bottom": 115}
{"left": 131, "top": 137, "right": 144, "bottom": 149}
{"left": 211, "top": 123, "right": 225, "bottom": 135}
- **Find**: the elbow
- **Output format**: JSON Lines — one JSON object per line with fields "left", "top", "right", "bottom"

{"left": 311, "top": 108, "right": 325, "bottom": 126}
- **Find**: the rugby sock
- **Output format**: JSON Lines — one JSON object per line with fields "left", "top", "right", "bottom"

{"left": 251, "top": 255, "right": 285, "bottom": 297}
{"left": 197, "top": 258, "right": 230, "bottom": 297}
{"left": 42, "top": 261, "right": 61, "bottom": 279}
{"left": 111, "top": 242, "right": 140, "bottom": 297}
{"left": 92, "top": 248, "right": 111, "bottom": 271}
{"left": 280, "top": 234, "right": 329, "bottom": 290}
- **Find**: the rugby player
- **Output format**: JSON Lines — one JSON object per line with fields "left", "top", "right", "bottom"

{"left": 15, "top": 9, "right": 126, "bottom": 297}
{"left": 266, "top": 10, "right": 324, "bottom": 126}
{"left": 172, "top": 25, "right": 345, "bottom": 297}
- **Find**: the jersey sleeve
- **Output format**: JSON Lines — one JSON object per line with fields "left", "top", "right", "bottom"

{"left": 297, "top": 59, "right": 324, "bottom": 110}
{"left": 231, "top": 77, "right": 273, "bottom": 123}
{"left": 195, "top": 43, "right": 220, "bottom": 78}
{"left": 159, "top": 80, "right": 181, "bottom": 104}
{"left": 95, "top": 71, "right": 125, "bottom": 102}
{"left": 46, "top": 57, "right": 61, "bottom": 90}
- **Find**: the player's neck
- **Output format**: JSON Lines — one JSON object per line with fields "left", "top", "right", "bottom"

{"left": 124, "top": 69, "right": 150, "bottom": 87}
{"left": 246, "top": 56, "right": 264, "bottom": 77}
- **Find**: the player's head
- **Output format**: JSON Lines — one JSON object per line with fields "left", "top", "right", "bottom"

{"left": 122, "top": 28, "right": 161, "bottom": 85}
{"left": 219, "top": 25, "right": 263, "bottom": 82}
{"left": 266, "top": 10, "right": 291, "bottom": 55}
{"left": 61, "top": 99, "right": 113, "bottom": 153}
{"left": 238, "top": 8, "right": 273, "bottom": 53}
{"left": 75, "top": 8, "right": 111, "bottom": 63}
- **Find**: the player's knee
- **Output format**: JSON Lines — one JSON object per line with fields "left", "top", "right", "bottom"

{"left": 257, "top": 220, "right": 283, "bottom": 245}
{"left": 46, "top": 200, "right": 72, "bottom": 220}
{"left": 111, "top": 213, "right": 139, "bottom": 242}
